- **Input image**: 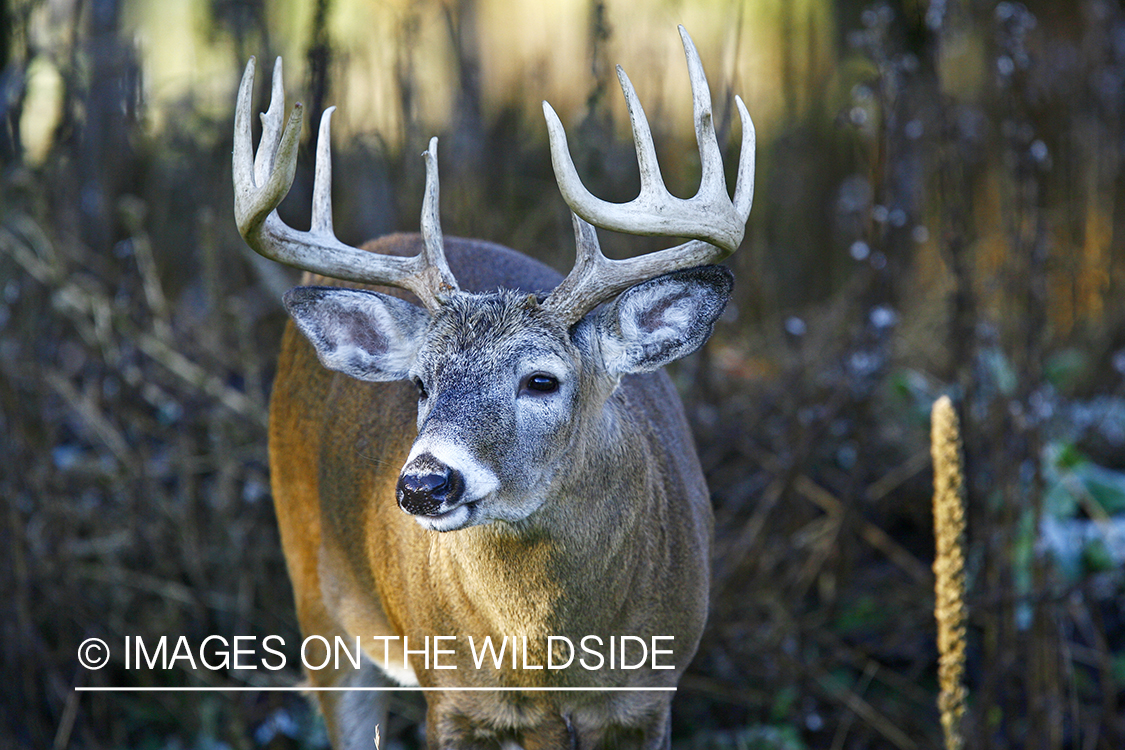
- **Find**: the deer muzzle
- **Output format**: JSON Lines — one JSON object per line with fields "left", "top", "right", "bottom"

{"left": 396, "top": 452, "right": 467, "bottom": 517}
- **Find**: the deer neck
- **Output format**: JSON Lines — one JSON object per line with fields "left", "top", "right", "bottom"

{"left": 433, "top": 401, "right": 656, "bottom": 637}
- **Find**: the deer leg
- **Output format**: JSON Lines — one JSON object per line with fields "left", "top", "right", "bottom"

{"left": 315, "top": 659, "right": 391, "bottom": 750}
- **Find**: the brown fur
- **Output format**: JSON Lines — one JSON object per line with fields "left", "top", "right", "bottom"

{"left": 269, "top": 234, "right": 712, "bottom": 749}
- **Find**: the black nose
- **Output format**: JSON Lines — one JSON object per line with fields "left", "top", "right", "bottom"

{"left": 396, "top": 466, "right": 465, "bottom": 516}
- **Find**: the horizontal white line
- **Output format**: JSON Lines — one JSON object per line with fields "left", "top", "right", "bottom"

{"left": 75, "top": 686, "right": 676, "bottom": 693}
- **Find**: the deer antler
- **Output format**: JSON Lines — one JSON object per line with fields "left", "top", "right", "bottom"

{"left": 541, "top": 26, "right": 754, "bottom": 324}
{"left": 233, "top": 57, "right": 458, "bottom": 311}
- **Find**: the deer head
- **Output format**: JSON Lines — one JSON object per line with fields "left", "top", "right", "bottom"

{"left": 233, "top": 27, "right": 753, "bottom": 533}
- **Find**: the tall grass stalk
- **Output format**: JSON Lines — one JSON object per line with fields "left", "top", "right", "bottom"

{"left": 931, "top": 395, "right": 967, "bottom": 750}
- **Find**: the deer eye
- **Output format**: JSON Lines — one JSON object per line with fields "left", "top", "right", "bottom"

{"left": 413, "top": 377, "right": 428, "bottom": 400}
{"left": 521, "top": 373, "right": 559, "bottom": 395}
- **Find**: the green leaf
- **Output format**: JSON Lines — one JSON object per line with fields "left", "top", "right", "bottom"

{"left": 1072, "top": 462, "right": 1125, "bottom": 515}
{"left": 1081, "top": 537, "right": 1115, "bottom": 573}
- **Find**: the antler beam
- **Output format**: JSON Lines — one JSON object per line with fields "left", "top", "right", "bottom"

{"left": 233, "top": 57, "right": 458, "bottom": 311}
{"left": 541, "top": 26, "right": 755, "bottom": 324}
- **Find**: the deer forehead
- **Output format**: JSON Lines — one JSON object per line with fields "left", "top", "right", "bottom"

{"left": 416, "top": 291, "right": 577, "bottom": 376}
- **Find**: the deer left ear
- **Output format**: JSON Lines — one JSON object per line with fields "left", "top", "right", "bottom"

{"left": 596, "top": 265, "right": 732, "bottom": 375}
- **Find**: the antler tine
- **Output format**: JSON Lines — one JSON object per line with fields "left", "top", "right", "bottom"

{"left": 542, "top": 26, "right": 755, "bottom": 325}
{"left": 543, "top": 213, "right": 619, "bottom": 321}
{"left": 732, "top": 94, "right": 756, "bottom": 219}
{"left": 615, "top": 66, "right": 664, "bottom": 201}
{"left": 233, "top": 58, "right": 257, "bottom": 186}
{"left": 254, "top": 57, "right": 288, "bottom": 187}
{"left": 232, "top": 58, "right": 458, "bottom": 312}
{"left": 679, "top": 26, "right": 724, "bottom": 209}
{"left": 420, "top": 137, "right": 459, "bottom": 298}
{"left": 310, "top": 105, "right": 336, "bottom": 234}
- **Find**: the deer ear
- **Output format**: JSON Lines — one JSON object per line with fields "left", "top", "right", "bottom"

{"left": 597, "top": 266, "right": 732, "bottom": 375}
{"left": 283, "top": 287, "right": 430, "bottom": 382}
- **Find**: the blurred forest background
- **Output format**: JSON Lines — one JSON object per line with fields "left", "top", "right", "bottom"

{"left": 3, "top": 0, "right": 1125, "bottom": 748}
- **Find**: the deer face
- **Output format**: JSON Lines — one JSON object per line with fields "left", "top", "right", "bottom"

{"left": 284, "top": 265, "right": 731, "bottom": 532}
{"left": 399, "top": 291, "right": 585, "bottom": 532}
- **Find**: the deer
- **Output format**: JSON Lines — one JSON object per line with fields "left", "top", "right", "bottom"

{"left": 233, "top": 26, "right": 753, "bottom": 750}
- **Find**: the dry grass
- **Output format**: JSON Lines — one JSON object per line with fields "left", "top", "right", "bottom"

{"left": 931, "top": 396, "right": 966, "bottom": 750}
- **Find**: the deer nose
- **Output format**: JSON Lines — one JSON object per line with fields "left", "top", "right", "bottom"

{"left": 396, "top": 464, "right": 465, "bottom": 516}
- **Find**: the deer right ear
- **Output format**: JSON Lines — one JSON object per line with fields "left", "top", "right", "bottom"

{"left": 283, "top": 287, "right": 430, "bottom": 382}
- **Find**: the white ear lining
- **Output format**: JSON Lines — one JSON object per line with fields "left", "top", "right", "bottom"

{"left": 596, "top": 269, "right": 731, "bottom": 375}
{"left": 285, "top": 287, "right": 429, "bottom": 382}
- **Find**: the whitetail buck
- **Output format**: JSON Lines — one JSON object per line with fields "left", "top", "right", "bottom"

{"left": 233, "top": 26, "right": 753, "bottom": 750}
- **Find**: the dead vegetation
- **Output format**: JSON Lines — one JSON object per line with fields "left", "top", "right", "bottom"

{"left": 2, "top": 1, "right": 1124, "bottom": 748}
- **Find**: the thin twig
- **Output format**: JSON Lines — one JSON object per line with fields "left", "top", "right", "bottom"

{"left": 795, "top": 474, "right": 932, "bottom": 585}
